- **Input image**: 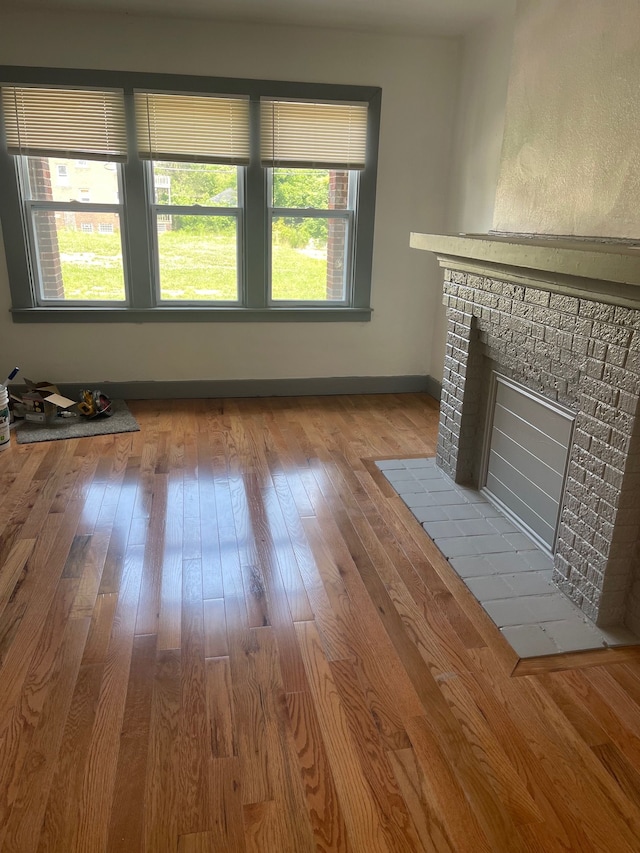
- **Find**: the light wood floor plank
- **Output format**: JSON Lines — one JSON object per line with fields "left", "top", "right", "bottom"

{"left": 0, "top": 614, "right": 90, "bottom": 853}
{"left": 106, "top": 633, "right": 156, "bottom": 853}
{"left": 205, "top": 656, "right": 236, "bottom": 759}
{"left": 330, "top": 657, "right": 423, "bottom": 851}
{"left": 203, "top": 597, "right": 228, "bottom": 658}
{"left": 285, "top": 689, "right": 352, "bottom": 853}
{"left": 178, "top": 558, "right": 210, "bottom": 836}
{"left": 206, "top": 757, "right": 246, "bottom": 852}
{"left": 36, "top": 662, "right": 104, "bottom": 853}
{"left": 143, "top": 648, "right": 181, "bottom": 853}
{"left": 387, "top": 747, "right": 453, "bottom": 853}
{"left": 295, "top": 619, "right": 394, "bottom": 853}
{"left": 73, "top": 540, "right": 146, "bottom": 853}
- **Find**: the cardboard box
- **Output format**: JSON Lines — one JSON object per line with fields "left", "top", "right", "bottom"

{"left": 20, "top": 381, "right": 77, "bottom": 424}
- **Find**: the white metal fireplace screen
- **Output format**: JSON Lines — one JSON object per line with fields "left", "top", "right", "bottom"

{"left": 481, "top": 374, "right": 575, "bottom": 552}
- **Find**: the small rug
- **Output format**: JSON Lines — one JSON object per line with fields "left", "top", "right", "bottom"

{"left": 15, "top": 399, "right": 139, "bottom": 444}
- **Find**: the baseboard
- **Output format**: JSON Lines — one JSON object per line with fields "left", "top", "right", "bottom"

{"left": 43, "top": 375, "right": 441, "bottom": 401}
{"left": 424, "top": 375, "right": 442, "bottom": 401}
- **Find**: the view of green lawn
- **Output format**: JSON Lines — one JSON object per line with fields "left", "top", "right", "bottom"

{"left": 56, "top": 228, "right": 329, "bottom": 302}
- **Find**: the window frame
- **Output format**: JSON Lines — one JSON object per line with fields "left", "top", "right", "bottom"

{"left": 0, "top": 66, "right": 381, "bottom": 323}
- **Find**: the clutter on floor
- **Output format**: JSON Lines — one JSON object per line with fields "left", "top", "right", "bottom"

{"left": 15, "top": 399, "right": 139, "bottom": 444}
{"left": 1, "top": 368, "right": 139, "bottom": 446}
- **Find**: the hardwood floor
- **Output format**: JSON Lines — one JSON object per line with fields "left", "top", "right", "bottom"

{"left": 1, "top": 393, "right": 640, "bottom": 851}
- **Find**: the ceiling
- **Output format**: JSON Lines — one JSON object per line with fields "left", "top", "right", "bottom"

{"left": 1, "top": 0, "right": 515, "bottom": 37}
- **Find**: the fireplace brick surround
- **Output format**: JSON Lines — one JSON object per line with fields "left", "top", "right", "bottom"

{"left": 412, "top": 233, "right": 640, "bottom": 633}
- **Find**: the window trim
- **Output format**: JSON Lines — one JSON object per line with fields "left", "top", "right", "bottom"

{"left": 0, "top": 66, "right": 381, "bottom": 323}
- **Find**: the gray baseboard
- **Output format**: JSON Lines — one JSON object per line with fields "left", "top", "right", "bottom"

{"left": 42, "top": 375, "right": 440, "bottom": 401}
{"left": 424, "top": 375, "right": 442, "bottom": 402}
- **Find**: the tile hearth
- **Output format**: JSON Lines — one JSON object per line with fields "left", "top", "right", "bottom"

{"left": 377, "top": 457, "right": 639, "bottom": 658}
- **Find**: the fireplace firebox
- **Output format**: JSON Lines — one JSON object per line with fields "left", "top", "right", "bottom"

{"left": 481, "top": 372, "right": 575, "bottom": 553}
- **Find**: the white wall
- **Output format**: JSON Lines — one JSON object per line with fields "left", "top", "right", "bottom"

{"left": 428, "top": 9, "right": 516, "bottom": 382}
{"left": 494, "top": 0, "right": 640, "bottom": 238}
{"left": 446, "top": 12, "right": 516, "bottom": 235}
{"left": 0, "top": 9, "right": 459, "bottom": 385}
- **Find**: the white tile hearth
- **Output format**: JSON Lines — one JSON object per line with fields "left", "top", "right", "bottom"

{"left": 376, "top": 457, "right": 639, "bottom": 658}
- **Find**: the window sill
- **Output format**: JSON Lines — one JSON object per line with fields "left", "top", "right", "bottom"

{"left": 10, "top": 306, "right": 373, "bottom": 323}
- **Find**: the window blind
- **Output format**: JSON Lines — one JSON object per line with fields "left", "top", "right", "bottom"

{"left": 260, "top": 99, "right": 368, "bottom": 170}
{"left": 1, "top": 86, "right": 128, "bottom": 161}
{"left": 135, "top": 92, "right": 250, "bottom": 164}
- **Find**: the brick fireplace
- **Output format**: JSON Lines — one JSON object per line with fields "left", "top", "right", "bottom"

{"left": 412, "top": 233, "right": 640, "bottom": 633}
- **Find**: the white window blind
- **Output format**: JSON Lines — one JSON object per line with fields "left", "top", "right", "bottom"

{"left": 260, "top": 99, "right": 368, "bottom": 170}
{"left": 1, "top": 86, "right": 128, "bottom": 161}
{"left": 135, "top": 92, "right": 250, "bottom": 164}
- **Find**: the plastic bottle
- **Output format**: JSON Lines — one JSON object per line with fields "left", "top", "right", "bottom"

{"left": 0, "top": 385, "right": 10, "bottom": 450}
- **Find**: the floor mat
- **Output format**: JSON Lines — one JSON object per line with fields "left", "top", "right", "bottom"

{"left": 15, "top": 399, "right": 139, "bottom": 444}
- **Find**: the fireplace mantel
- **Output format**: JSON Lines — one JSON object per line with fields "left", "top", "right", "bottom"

{"left": 410, "top": 232, "right": 640, "bottom": 307}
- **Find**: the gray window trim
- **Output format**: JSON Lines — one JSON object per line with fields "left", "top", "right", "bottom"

{"left": 9, "top": 307, "right": 372, "bottom": 323}
{"left": 0, "top": 66, "right": 381, "bottom": 323}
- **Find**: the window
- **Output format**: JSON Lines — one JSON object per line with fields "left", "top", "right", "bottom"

{"left": 0, "top": 68, "right": 380, "bottom": 321}
{"left": 262, "top": 98, "right": 367, "bottom": 305}
{"left": 22, "top": 158, "right": 125, "bottom": 301}
{"left": 134, "top": 89, "right": 249, "bottom": 304}
{"left": 269, "top": 168, "right": 355, "bottom": 303}
{"left": 151, "top": 162, "right": 241, "bottom": 302}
